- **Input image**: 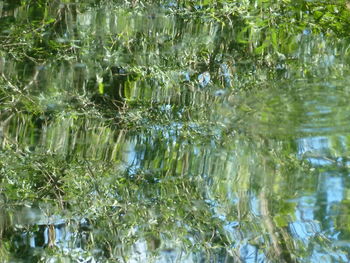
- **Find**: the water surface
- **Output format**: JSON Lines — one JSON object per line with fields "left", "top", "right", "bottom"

{"left": 1, "top": 1, "right": 350, "bottom": 262}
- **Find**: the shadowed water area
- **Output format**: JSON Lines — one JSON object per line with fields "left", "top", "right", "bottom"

{"left": 1, "top": 0, "right": 350, "bottom": 262}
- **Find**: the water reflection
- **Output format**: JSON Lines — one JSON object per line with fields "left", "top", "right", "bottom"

{"left": 2, "top": 0, "right": 350, "bottom": 262}
{"left": 3, "top": 84, "right": 350, "bottom": 261}
{"left": 2, "top": 101, "right": 349, "bottom": 261}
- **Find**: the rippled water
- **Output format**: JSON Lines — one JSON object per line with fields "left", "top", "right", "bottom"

{"left": 1, "top": 1, "right": 350, "bottom": 262}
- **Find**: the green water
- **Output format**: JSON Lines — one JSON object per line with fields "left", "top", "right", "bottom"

{"left": 1, "top": 1, "right": 350, "bottom": 262}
